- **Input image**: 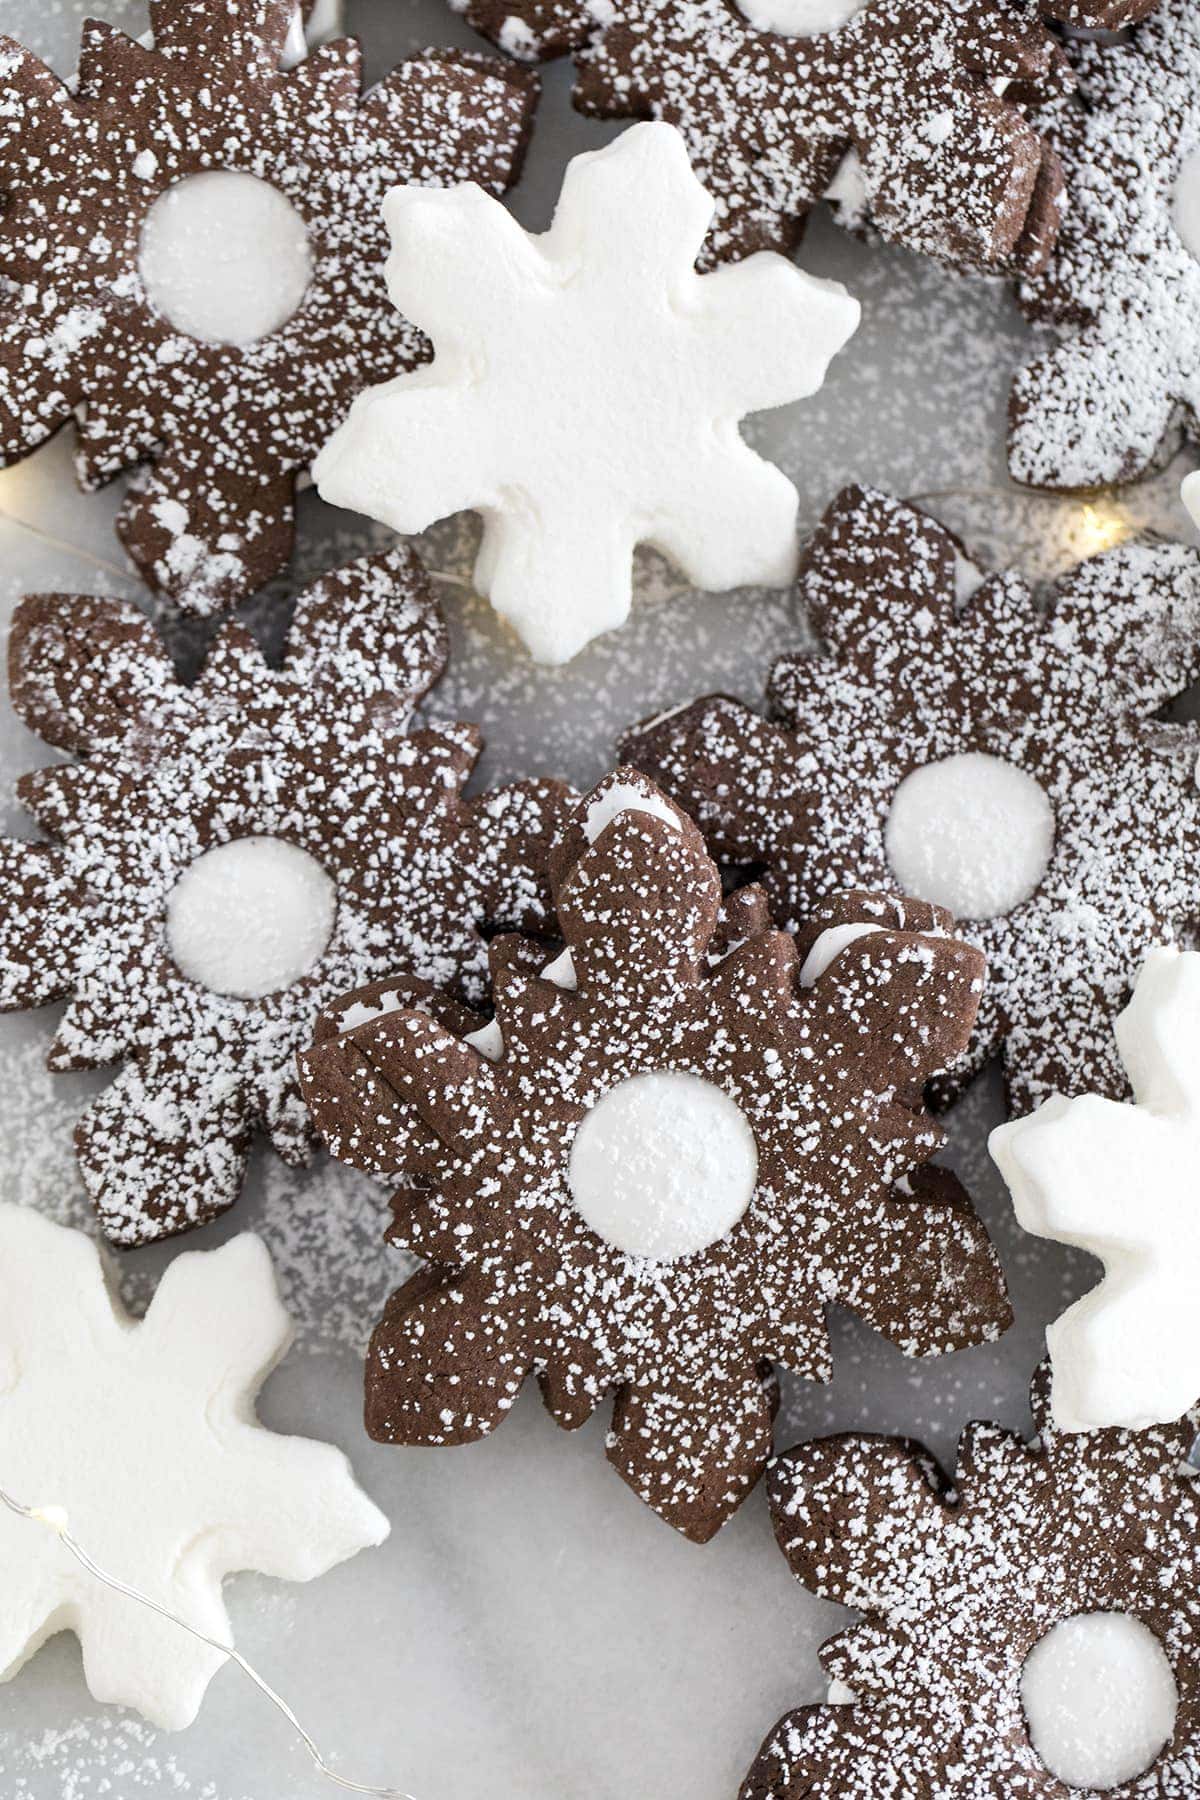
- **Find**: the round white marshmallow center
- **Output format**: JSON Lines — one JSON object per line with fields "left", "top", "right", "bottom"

{"left": 734, "top": 0, "right": 867, "bottom": 34}
{"left": 1021, "top": 1613, "right": 1178, "bottom": 1791}
{"left": 567, "top": 1070, "right": 758, "bottom": 1261}
{"left": 1172, "top": 149, "right": 1200, "bottom": 261}
{"left": 139, "top": 171, "right": 312, "bottom": 346}
{"left": 166, "top": 836, "right": 336, "bottom": 999}
{"left": 884, "top": 752, "right": 1055, "bottom": 919}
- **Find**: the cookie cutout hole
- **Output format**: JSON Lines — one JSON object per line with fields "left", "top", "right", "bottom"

{"left": 1172, "top": 149, "right": 1200, "bottom": 262}
{"left": 567, "top": 1070, "right": 757, "bottom": 1261}
{"left": 139, "top": 171, "right": 312, "bottom": 345}
{"left": 166, "top": 837, "right": 336, "bottom": 999}
{"left": 734, "top": 0, "right": 868, "bottom": 35}
{"left": 1021, "top": 1612, "right": 1177, "bottom": 1791}
{"left": 884, "top": 752, "right": 1054, "bottom": 919}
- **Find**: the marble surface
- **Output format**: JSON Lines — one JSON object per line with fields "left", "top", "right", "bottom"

{"left": 0, "top": 1, "right": 1197, "bottom": 1795}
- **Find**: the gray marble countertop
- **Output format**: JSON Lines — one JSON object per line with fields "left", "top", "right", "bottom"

{"left": 0, "top": 2, "right": 1196, "bottom": 1795}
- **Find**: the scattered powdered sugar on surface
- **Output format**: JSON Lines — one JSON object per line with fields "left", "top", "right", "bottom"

{"left": 0, "top": 3, "right": 1199, "bottom": 1795}
{"left": 3, "top": 1717, "right": 251, "bottom": 1798}
{"left": 253, "top": 1151, "right": 409, "bottom": 1359}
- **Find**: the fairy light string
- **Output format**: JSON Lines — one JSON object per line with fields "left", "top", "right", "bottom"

{"left": 0, "top": 1486, "right": 418, "bottom": 1800}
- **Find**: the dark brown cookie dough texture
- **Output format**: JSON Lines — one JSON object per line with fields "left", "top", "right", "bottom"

{"left": 449, "top": 0, "right": 1070, "bottom": 273}
{"left": 1011, "top": 0, "right": 1200, "bottom": 490}
{"left": 623, "top": 485, "right": 1200, "bottom": 1116}
{"left": 741, "top": 1364, "right": 1200, "bottom": 1798}
{"left": 299, "top": 768, "right": 1010, "bottom": 1543}
{"left": 0, "top": 0, "right": 536, "bottom": 613}
{"left": 0, "top": 549, "right": 571, "bottom": 1246}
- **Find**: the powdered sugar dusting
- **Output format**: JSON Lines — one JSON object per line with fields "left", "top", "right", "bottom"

{"left": 456, "top": 0, "right": 1068, "bottom": 274}
{"left": 0, "top": 547, "right": 569, "bottom": 1245}
{"left": 743, "top": 1366, "right": 1200, "bottom": 1795}
{"left": 0, "top": 5, "right": 536, "bottom": 613}
{"left": 300, "top": 771, "right": 1009, "bottom": 1542}
{"left": 623, "top": 485, "right": 1200, "bottom": 1116}
{"left": 1012, "top": 0, "right": 1200, "bottom": 487}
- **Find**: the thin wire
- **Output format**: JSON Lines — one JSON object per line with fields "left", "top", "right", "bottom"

{"left": 0, "top": 502, "right": 133, "bottom": 585}
{"left": 904, "top": 483, "right": 1068, "bottom": 505}
{"left": 0, "top": 1486, "right": 418, "bottom": 1800}
{"left": 423, "top": 568, "right": 473, "bottom": 590}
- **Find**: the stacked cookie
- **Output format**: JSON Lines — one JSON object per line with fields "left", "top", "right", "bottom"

{"left": 0, "top": 0, "right": 1198, "bottom": 1793}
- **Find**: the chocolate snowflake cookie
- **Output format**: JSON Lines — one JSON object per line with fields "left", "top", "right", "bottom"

{"left": 299, "top": 768, "right": 1009, "bottom": 1542}
{"left": 1011, "top": 0, "right": 1200, "bottom": 489}
{"left": 0, "top": 550, "right": 569, "bottom": 1245}
{"left": 742, "top": 1364, "right": 1200, "bottom": 1797}
{"left": 0, "top": 0, "right": 535, "bottom": 612}
{"left": 624, "top": 486, "right": 1200, "bottom": 1116}
{"left": 450, "top": 0, "right": 1068, "bottom": 273}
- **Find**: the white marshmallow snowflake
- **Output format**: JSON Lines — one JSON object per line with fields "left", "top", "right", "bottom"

{"left": 1183, "top": 469, "right": 1200, "bottom": 530}
{"left": 991, "top": 947, "right": 1200, "bottom": 1434}
{"left": 0, "top": 1206, "right": 388, "bottom": 1729}
{"left": 315, "top": 122, "right": 859, "bottom": 664}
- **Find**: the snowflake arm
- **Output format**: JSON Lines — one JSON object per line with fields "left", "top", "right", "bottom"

{"left": 77, "top": 1062, "right": 257, "bottom": 1247}
{"left": 459, "top": 778, "right": 575, "bottom": 932}
{"left": 312, "top": 184, "right": 546, "bottom": 535}
{"left": 1045, "top": 539, "right": 1200, "bottom": 716}
{"left": 367, "top": 1266, "right": 536, "bottom": 1444}
{"left": 768, "top": 1433, "right": 951, "bottom": 1615}
{"left": 608, "top": 1363, "right": 776, "bottom": 1546}
{"left": 991, "top": 1092, "right": 1167, "bottom": 1253}
{"left": 142, "top": 1236, "right": 389, "bottom": 1582}
{"left": 315, "top": 384, "right": 495, "bottom": 538}
{"left": 1010, "top": 329, "right": 1177, "bottom": 490}
{"left": 384, "top": 182, "right": 541, "bottom": 364}
{"left": 551, "top": 112, "right": 716, "bottom": 274}
{"left": 0, "top": 844, "right": 86, "bottom": 1010}
{"left": 7, "top": 589, "right": 179, "bottom": 756}
{"left": 119, "top": 456, "right": 299, "bottom": 617}
{"left": 741, "top": 1698, "right": 946, "bottom": 1800}
{"left": 837, "top": 1165, "right": 1011, "bottom": 1355}
{"left": 620, "top": 694, "right": 825, "bottom": 912}
{"left": 692, "top": 256, "right": 862, "bottom": 416}
{"left": 277, "top": 547, "right": 449, "bottom": 713}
